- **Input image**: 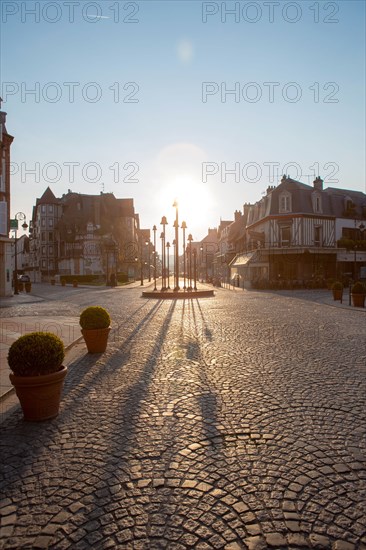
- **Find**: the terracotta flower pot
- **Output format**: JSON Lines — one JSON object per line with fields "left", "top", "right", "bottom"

{"left": 81, "top": 327, "right": 111, "bottom": 353}
{"left": 332, "top": 289, "right": 343, "bottom": 301}
{"left": 352, "top": 293, "right": 365, "bottom": 308}
{"left": 25, "top": 282, "right": 32, "bottom": 293}
{"left": 9, "top": 366, "right": 68, "bottom": 421}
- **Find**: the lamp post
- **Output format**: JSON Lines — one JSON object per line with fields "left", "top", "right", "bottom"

{"left": 172, "top": 239, "right": 176, "bottom": 288}
{"left": 145, "top": 239, "right": 151, "bottom": 282}
{"left": 166, "top": 241, "right": 171, "bottom": 289}
{"left": 160, "top": 231, "right": 165, "bottom": 291}
{"left": 13, "top": 212, "right": 28, "bottom": 295}
{"left": 200, "top": 245, "right": 204, "bottom": 282}
{"left": 188, "top": 233, "right": 193, "bottom": 290}
{"left": 160, "top": 216, "right": 168, "bottom": 291}
{"left": 193, "top": 248, "right": 197, "bottom": 290}
{"left": 173, "top": 200, "right": 180, "bottom": 290}
{"left": 181, "top": 221, "right": 187, "bottom": 289}
{"left": 140, "top": 240, "right": 144, "bottom": 286}
{"left": 153, "top": 225, "right": 157, "bottom": 291}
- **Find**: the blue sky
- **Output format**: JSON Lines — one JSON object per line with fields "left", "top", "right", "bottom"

{"left": 1, "top": 0, "right": 365, "bottom": 240}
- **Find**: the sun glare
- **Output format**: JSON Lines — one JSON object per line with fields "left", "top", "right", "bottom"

{"left": 157, "top": 174, "right": 213, "bottom": 235}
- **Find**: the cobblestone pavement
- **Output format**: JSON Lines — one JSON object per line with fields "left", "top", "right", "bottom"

{"left": 0, "top": 288, "right": 365, "bottom": 549}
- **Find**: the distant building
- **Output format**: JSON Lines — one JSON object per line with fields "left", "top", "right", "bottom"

{"left": 228, "top": 176, "right": 366, "bottom": 287}
{"left": 30, "top": 188, "right": 142, "bottom": 282}
{"left": 0, "top": 99, "right": 14, "bottom": 296}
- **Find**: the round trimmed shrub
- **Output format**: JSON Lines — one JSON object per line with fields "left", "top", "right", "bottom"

{"left": 79, "top": 306, "right": 111, "bottom": 330}
{"left": 8, "top": 332, "right": 65, "bottom": 377}
{"left": 332, "top": 281, "right": 343, "bottom": 291}
{"left": 352, "top": 281, "right": 365, "bottom": 294}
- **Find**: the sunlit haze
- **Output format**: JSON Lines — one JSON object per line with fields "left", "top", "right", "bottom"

{"left": 2, "top": 0, "right": 365, "bottom": 240}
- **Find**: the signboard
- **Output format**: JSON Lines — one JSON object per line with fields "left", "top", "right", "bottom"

{"left": 10, "top": 219, "right": 18, "bottom": 229}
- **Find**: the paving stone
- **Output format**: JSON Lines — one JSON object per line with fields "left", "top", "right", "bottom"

{"left": 1, "top": 289, "right": 365, "bottom": 548}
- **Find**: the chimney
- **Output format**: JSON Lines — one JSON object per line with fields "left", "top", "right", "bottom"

{"left": 234, "top": 210, "right": 241, "bottom": 222}
{"left": 313, "top": 176, "right": 323, "bottom": 191}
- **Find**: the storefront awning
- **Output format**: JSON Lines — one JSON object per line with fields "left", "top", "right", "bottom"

{"left": 230, "top": 252, "right": 255, "bottom": 267}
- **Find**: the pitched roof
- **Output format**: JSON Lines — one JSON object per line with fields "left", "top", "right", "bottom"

{"left": 36, "top": 187, "right": 59, "bottom": 205}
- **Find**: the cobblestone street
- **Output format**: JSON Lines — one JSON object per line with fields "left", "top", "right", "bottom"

{"left": 1, "top": 287, "right": 365, "bottom": 549}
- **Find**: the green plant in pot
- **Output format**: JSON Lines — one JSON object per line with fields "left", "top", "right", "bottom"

{"left": 351, "top": 281, "right": 365, "bottom": 307}
{"left": 61, "top": 278, "right": 66, "bottom": 287}
{"left": 331, "top": 281, "right": 343, "bottom": 301}
{"left": 8, "top": 332, "right": 67, "bottom": 421}
{"left": 25, "top": 281, "right": 32, "bottom": 293}
{"left": 79, "top": 306, "right": 111, "bottom": 353}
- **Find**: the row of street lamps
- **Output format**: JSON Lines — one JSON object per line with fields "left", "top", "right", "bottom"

{"left": 150, "top": 201, "right": 197, "bottom": 292}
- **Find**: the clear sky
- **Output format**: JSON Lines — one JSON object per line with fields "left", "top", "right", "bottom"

{"left": 1, "top": 0, "right": 365, "bottom": 241}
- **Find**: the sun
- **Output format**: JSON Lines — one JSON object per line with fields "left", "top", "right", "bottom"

{"left": 154, "top": 143, "right": 215, "bottom": 239}
{"left": 157, "top": 174, "right": 213, "bottom": 235}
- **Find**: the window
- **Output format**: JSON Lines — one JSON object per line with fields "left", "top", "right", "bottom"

{"left": 41, "top": 218, "right": 46, "bottom": 227}
{"left": 312, "top": 192, "right": 322, "bottom": 213}
{"left": 41, "top": 205, "right": 46, "bottom": 213}
{"left": 49, "top": 245, "right": 53, "bottom": 255}
{"left": 41, "top": 231, "right": 46, "bottom": 242}
{"left": 314, "top": 226, "right": 322, "bottom": 247}
{"left": 48, "top": 205, "right": 53, "bottom": 213}
{"left": 279, "top": 192, "right": 292, "bottom": 213}
{"left": 48, "top": 218, "right": 53, "bottom": 227}
{"left": 42, "top": 260, "right": 46, "bottom": 268}
{"left": 280, "top": 226, "right": 291, "bottom": 246}
{"left": 42, "top": 246, "right": 46, "bottom": 255}
{"left": 49, "top": 231, "right": 53, "bottom": 241}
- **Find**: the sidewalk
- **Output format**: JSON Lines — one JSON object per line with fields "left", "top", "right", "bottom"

{"left": 0, "top": 316, "right": 83, "bottom": 401}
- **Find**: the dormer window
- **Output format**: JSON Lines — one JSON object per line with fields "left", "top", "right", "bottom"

{"left": 312, "top": 192, "right": 322, "bottom": 214}
{"left": 279, "top": 192, "right": 292, "bottom": 213}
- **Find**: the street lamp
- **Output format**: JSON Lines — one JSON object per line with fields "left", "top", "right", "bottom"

{"left": 139, "top": 235, "right": 144, "bottom": 286}
{"left": 173, "top": 200, "right": 180, "bottom": 291}
{"left": 181, "top": 221, "right": 187, "bottom": 289}
{"left": 200, "top": 245, "right": 204, "bottom": 282}
{"left": 13, "top": 212, "right": 28, "bottom": 295}
{"left": 166, "top": 241, "right": 171, "bottom": 289}
{"left": 187, "top": 233, "right": 193, "bottom": 291}
{"left": 145, "top": 239, "right": 151, "bottom": 282}
{"left": 193, "top": 248, "right": 197, "bottom": 290}
{"left": 153, "top": 225, "right": 157, "bottom": 291}
{"left": 172, "top": 239, "right": 176, "bottom": 288}
{"left": 160, "top": 231, "right": 165, "bottom": 291}
{"left": 160, "top": 216, "right": 168, "bottom": 291}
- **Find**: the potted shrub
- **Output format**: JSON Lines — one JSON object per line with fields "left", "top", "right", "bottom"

{"left": 331, "top": 281, "right": 343, "bottom": 301}
{"left": 80, "top": 306, "right": 111, "bottom": 353}
{"left": 73, "top": 279, "right": 78, "bottom": 288}
{"left": 17, "top": 281, "right": 24, "bottom": 292}
{"left": 51, "top": 279, "right": 56, "bottom": 286}
{"left": 61, "top": 278, "right": 66, "bottom": 287}
{"left": 351, "top": 281, "right": 365, "bottom": 307}
{"left": 25, "top": 281, "right": 32, "bottom": 293}
{"left": 8, "top": 332, "right": 67, "bottom": 421}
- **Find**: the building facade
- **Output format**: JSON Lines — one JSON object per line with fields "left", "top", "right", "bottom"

{"left": 0, "top": 100, "right": 14, "bottom": 296}
{"left": 229, "top": 177, "right": 366, "bottom": 288}
{"left": 30, "top": 188, "right": 142, "bottom": 282}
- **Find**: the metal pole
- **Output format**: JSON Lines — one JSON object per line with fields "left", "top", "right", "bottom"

{"left": 160, "top": 232, "right": 164, "bottom": 291}
{"left": 193, "top": 249, "right": 197, "bottom": 290}
{"left": 14, "top": 227, "right": 18, "bottom": 294}
{"left": 173, "top": 201, "right": 179, "bottom": 290}
{"left": 140, "top": 239, "right": 143, "bottom": 286}
{"left": 166, "top": 242, "right": 170, "bottom": 289}
{"left": 182, "top": 221, "right": 187, "bottom": 289}
{"left": 153, "top": 225, "right": 157, "bottom": 291}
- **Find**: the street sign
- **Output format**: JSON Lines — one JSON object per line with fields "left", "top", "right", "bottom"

{"left": 10, "top": 219, "right": 18, "bottom": 229}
